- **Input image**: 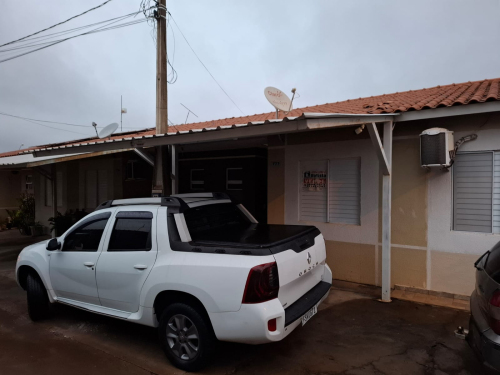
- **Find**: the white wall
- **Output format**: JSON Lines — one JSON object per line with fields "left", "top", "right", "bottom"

{"left": 428, "top": 119, "right": 500, "bottom": 255}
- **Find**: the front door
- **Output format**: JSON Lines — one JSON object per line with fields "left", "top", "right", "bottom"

{"left": 49, "top": 212, "right": 111, "bottom": 305}
{"left": 96, "top": 209, "right": 158, "bottom": 312}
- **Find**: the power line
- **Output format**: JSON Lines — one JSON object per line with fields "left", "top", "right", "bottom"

{"left": 0, "top": 0, "right": 114, "bottom": 48}
{"left": 0, "top": 15, "right": 148, "bottom": 64}
{"left": 0, "top": 111, "right": 154, "bottom": 133}
{"left": 1, "top": 114, "right": 91, "bottom": 136}
{"left": 0, "top": 111, "right": 88, "bottom": 127}
{"left": 169, "top": 15, "right": 245, "bottom": 116}
{"left": 0, "top": 11, "right": 145, "bottom": 53}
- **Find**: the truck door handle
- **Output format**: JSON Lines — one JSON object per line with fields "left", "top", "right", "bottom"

{"left": 134, "top": 264, "right": 148, "bottom": 270}
{"left": 84, "top": 262, "right": 95, "bottom": 267}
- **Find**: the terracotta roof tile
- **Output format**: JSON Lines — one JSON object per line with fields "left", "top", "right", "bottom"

{"left": 2, "top": 77, "right": 500, "bottom": 158}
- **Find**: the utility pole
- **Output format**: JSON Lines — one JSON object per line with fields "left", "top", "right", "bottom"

{"left": 156, "top": 0, "right": 168, "bottom": 134}
{"left": 152, "top": 0, "right": 169, "bottom": 197}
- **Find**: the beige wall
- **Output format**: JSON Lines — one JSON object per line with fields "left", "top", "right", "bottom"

{"left": 268, "top": 115, "right": 500, "bottom": 296}
{"left": 32, "top": 154, "right": 124, "bottom": 228}
{"left": 391, "top": 139, "right": 428, "bottom": 248}
{"left": 0, "top": 170, "right": 22, "bottom": 222}
{"left": 267, "top": 147, "right": 285, "bottom": 224}
{"left": 326, "top": 240, "right": 376, "bottom": 286}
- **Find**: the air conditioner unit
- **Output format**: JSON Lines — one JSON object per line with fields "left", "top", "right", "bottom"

{"left": 420, "top": 128, "right": 454, "bottom": 168}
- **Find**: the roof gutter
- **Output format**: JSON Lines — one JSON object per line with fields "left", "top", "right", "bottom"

{"left": 395, "top": 101, "right": 500, "bottom": 122}
{"left": 27, "top": 113, "right": 398, "bottom": 158}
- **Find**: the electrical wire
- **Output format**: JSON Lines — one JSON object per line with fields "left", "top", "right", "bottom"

{"left": 169, "top": 14, "right": 245, "bottom": 115}
{"left": 0, "top": 0, "right": 114, "bottom": 48}
{"left": 0, "top": 12, "right": 146, "bottom": 53}
{"left": 0, "top": 112, "right": 88, "bottom": 127}
{"left": 3, "top": 115, "right": 92, "bottom": 136}
{"left": 166, "top": 13, "right": 177, "bottom": 84}
{"left": 0, "top": 15, "right": 148, "bottom": 64}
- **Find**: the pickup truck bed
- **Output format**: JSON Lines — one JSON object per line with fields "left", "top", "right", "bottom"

{"left": 190, "top": 223, "right": 319, "bottom": 250}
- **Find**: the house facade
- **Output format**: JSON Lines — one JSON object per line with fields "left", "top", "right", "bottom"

{"left": 3, "top": 78, "right": 500, "bottom": 298}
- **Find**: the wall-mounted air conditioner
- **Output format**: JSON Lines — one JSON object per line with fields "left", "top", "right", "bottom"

{"left": 420, "top": 128, "right": 454, "bottom": 168}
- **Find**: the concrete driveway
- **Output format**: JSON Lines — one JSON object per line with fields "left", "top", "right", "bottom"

{"left": 0, "top": 231, "right": 488, "bottom": 375}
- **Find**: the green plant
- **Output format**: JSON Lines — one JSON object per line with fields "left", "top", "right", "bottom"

{"left": 7, "top": 194, "right": 35, "bottom": 235}
{"left": 5, "top": 209, "right": 21, "bottom": 228}
{"left": 49, "top": 209, "right": 88, "bottom": 236}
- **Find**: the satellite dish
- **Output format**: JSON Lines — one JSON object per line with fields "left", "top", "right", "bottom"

{"left": 98, "top": 123, "right": 119, "bottom": 139}
{"left": 264, "top": 86, "right": 293, "bottom": 112}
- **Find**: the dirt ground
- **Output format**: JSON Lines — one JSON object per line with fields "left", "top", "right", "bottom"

{"left": 0, "top": 231, "right": 489, "bottom": 375}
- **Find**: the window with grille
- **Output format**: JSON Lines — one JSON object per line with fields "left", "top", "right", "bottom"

{"left": 299, "top": 158, "right": 361, "bottom": 225}
{"left": 452, "top": 152, "right": 500, "bottom": 233}
{"left": 226, "top": 168, "right": 243, "bottom": 190}
{"left": 190, "top": 169, "right": 205, "bottom": 190}
{"left": 25, "top": 175, "right": 33, "bottom": 191}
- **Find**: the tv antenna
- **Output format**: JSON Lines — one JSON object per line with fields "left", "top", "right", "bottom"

{"left": 180, "top": 103, "right": 198, "bottom": 124}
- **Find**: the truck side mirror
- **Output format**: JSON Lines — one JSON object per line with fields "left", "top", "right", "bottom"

{"left": 46, "top": 238, "right": 61, "bottom": 251}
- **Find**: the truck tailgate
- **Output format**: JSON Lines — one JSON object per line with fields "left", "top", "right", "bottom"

{"left": 273, "top": 232, "right": 327, "bottom": 309}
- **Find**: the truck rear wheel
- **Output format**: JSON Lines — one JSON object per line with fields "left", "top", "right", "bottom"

{"left": 26, "top": 273, "right": 50, "bottom": 321}
{"left": 158, "top": 302, "right": 215, "bottom": 371}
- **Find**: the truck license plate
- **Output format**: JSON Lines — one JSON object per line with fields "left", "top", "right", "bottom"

{"left": 301, "top": 304, "right": 318, "bottom": 326}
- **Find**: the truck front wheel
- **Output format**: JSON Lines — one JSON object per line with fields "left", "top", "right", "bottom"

{"left": 158, "top": 302, "right": 215, "bottom": 371}
{"left": 26, "top": 273, "right": 50, "bottom": 321}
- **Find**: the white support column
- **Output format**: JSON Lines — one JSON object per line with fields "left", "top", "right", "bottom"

{"left": 152, "top": 146, "right": 164, "bottom": 197}
{"left": 381, "top": 121, "right": 393, "bottom": 302}
{"left": 170, "top": 145, "right": 178, "bottom": 195}
{"left": 367, "top": 121, "right": 393, "bottom": 302}
{"left": 51, "top": 164, "right": 57, "bottom": 239}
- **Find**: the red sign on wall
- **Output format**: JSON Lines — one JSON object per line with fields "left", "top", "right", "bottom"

{"left": 303, "top": 171, "right": 327, "bottom": 191}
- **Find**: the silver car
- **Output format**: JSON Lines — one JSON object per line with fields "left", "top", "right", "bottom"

{"left": 468, "top": 242, "right": 500, "bottom": 372}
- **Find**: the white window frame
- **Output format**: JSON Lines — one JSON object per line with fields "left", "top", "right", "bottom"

{"left": 126, "top": 160, "right": 146, "bottom": 180}
{"left": 190, "top": 169, "right": 204, "bottom": 190}
{"left": 298, "top": 158, "right": 361, "bottom": 225}
{"left": 226, "top": 168, "right": 243, "bottom": 191}
{"left": 25, "top": 175, "right": 33, "bottom": 191}
{"left": 452, "top": 151, "right": 498, "bottom": 234}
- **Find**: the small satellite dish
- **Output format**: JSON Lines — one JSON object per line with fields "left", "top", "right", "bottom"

{"left": 264, "top": 86, "right": 293, "bottom": 112}
{"left": 98, "top": 123, "right": 119, "bottom": 139}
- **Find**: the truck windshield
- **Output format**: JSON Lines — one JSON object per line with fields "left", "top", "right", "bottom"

{"left": 183, "top": 203, "right": 250, "bottom": 239}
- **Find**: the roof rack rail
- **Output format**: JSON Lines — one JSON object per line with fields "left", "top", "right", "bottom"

{"left": 171, "top": 192, "right": 230, "bottom": 200}
{"left": 94, "top": 192, "right": 231, "bottom": 212}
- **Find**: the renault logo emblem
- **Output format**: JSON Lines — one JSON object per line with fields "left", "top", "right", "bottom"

{"left": 307, "top": 252, "right": 312, "bottom": 264}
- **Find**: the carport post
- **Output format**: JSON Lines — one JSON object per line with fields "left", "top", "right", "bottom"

{"left": 381, "top": 121, "right": 392, "bottom": 302}
{"left": 367, "top": 121, "right": 393, "bottom": 302}
{"left": 51, "top": 164, "right": 57, "bottom": 239}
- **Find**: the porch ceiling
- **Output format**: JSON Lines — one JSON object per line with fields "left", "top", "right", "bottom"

{"left": 26, "top": 113, "right": 398, "bottom": 158}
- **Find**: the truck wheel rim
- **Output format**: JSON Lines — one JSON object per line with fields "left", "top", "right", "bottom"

{"left": 166, "top": 314, "right": 200, "bottom": 360}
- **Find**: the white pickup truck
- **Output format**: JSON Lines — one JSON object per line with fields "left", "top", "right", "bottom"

{"left": 16, "top": 193, "right": 332, "bottom": 371}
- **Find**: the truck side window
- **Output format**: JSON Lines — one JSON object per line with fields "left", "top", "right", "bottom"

{"left": 108, "top": 218, "right": 152, "bottom": 252}
{"left": 63, "top": 219, "right": 108, "bottom": 252}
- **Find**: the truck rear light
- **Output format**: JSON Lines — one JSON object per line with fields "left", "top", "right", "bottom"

{"left": 489, "top": 291, "right": 500, "bottom": 334}
{"left": 268, "top": 318, "right": 277, "bottom": 332}
{"left": 242, "top": 262, "right": 279, "bottom": 304}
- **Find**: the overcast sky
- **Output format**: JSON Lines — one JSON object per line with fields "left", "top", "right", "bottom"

{"left": 1, "top": 0, "right": 499, "bottom": 152}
